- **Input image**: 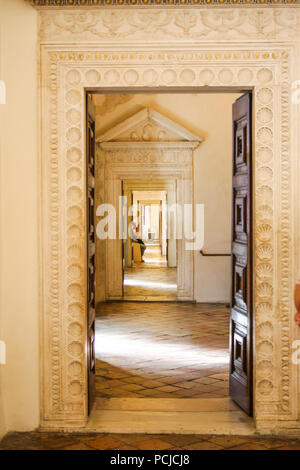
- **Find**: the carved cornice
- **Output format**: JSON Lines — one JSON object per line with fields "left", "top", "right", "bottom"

{"left": 98, "top": 107, "right": 202, "bottom": 144}
{"left": 26, "top": 0, "right": 300, "bottom": 6}
{"left": 100, "top": 141, "right": 200, "bottom": 149}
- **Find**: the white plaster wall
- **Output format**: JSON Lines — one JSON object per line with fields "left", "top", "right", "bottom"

{"left": 132, "top": 190, "right": 164, "bottom": 239}
{"left": 193, "top": 94, "right": 241, "bottom": 302}
{"left": 0, "top": 0, "right": 39, "bottom": 438}
{"left": 94, "top": 93, "right": 240, "bottom": 303}
{"left": 149, "top": 204, "right": 160, "bottom": 240}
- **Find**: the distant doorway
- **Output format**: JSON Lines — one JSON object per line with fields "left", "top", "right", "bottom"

{"left": 95, "top": 107, "right": 196, "bottom": 302}
{"left": 123, "top": 187, "right": 177, "bottom": 300}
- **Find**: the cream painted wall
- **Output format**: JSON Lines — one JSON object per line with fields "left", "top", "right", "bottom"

{"left": 192, "top": 94, "right": 241, "bottom": 302}
{"left": 94, "top": 93, "right": 240, "bottom": 302}
{"left": 0, "top": 0, "right": 38, "bottom": 438}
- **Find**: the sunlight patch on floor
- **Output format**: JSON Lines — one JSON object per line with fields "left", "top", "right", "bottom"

{"left": 124, "top": 279, "right": 177, "bottom": 289}
{"left": 95, "top": 331, "right": 229, "bottom": 369}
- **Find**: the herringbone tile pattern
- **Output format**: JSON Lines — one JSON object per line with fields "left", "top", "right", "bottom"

{"left": 95, "top": 302, "right": 229, "bottom": 399}
{"left": 2, "top": 431, "right": 300, "bottom": 450}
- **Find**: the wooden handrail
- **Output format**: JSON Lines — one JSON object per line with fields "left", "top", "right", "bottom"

{"left": 200, "top": 250, "right": 231, "bottom": 257}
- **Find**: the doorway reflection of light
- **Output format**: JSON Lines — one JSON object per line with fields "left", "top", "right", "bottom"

{"left": 95, "top": 331, "right": 229, "bottom": 370}
{"left": 124, "top": 279, "right": 177, "bottom": 290}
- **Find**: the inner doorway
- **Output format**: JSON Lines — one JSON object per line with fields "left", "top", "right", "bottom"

{"left": 87, "top": 90, "right": 253, "bottom": 420}
{"left": 122, "top": 184, "right": 177, "bottom": 301}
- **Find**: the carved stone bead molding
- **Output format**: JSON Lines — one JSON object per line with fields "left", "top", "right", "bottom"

{"left": 40, "top": 41, "right": 298, "bottom": 432}
{"left": 26, "top": 0, "right": 300, "bottom": 7}
{"left": 37, "top": 7, "right": 300, "bottom": 42}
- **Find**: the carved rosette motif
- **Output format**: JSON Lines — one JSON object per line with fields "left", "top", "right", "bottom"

{"left": 40, "top": 11, "right": 297, "bottom": 429}
{"left": 64, "top": 69, "right": 86, "bottom": 416}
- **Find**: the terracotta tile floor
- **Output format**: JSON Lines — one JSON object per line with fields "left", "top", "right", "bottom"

{"left": 1, "top": 431, "right": 300, "bottom": 450}
{"left": 140, "top": 244, "right": 168, "bottom": 267}
{"left": 2, "top": 301, "right": 298, "bottom": 451}
{"left": 125, "top": 245, "right": 177, "bottom": 299}
{"left": 131, "top": 244, "right": 166, "bottom": 269}
{"left": 95, "top": 302, "right": 229, "bottom": 399}
{"left": 123, "top": 267, "right": 177, "bottom": 299}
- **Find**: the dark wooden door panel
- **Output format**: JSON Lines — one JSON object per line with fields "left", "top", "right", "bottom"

{"left": 86, "top": 95, "right": 96, "bottom": 414}
{"left": 230, "top": 92, "right": 253, "bottom": 416}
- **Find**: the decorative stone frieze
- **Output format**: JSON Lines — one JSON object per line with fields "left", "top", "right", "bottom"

{"left": 37, "top": 7, "right": 300, "bottom": 43}
{"left": 26, "top": 0, "right": 300, "bottom": 8}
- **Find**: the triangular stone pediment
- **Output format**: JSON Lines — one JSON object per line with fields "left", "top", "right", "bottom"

{"left": 98, "top": 108, "right": 202, "bottom": 143}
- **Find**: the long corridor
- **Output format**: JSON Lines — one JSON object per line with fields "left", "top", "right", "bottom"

{"left": 124, "top": 244, "right": 177, "bottom": 299}
{"left": 95, "top": 302, "right": 229, "bottom": 400}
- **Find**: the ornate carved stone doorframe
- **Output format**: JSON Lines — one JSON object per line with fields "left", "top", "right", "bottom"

{"left": 39, "top": 8, "right": 299, "bottom": 433}
{"left": 96, "top": 107, "right": 200, "bottom": 301}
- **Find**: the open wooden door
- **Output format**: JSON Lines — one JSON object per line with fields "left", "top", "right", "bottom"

{"left": 86, "top": 95, "right": 96, "bottom": 414}
{"left": 121, "top": 182, "right": 125, "bottom": 295}
{"left": 229, "top": 92, "right": 253, "bottom": 416}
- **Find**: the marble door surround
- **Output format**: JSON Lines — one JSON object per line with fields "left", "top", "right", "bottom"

{"left": 37, "top": 6, "right": 300, "bottom": 434}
